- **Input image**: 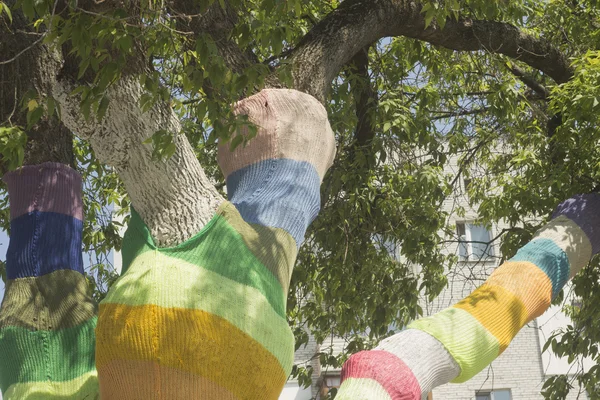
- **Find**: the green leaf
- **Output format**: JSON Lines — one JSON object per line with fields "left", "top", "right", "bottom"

{"left": 26, "top": 106, "right": 43, "bottom": 127}
{"left": 229, "top": 134, "right": 244, "bottom": 151}
{"left": 47, "top": 97, "right": 56, "bottom": 118}
{"left": 27, "top": 99, "right": 38, "bottom": 112}
{"left": 97, "top": 96, "right": 110, "bottom": 120}
{"left": 21, "top": 0, "right": 34, "bottom": 19}
{"left": 116, "top": 35, "right": 133, "bottom": 52}
{"left": 1, "top": 2, "right": 13, "bottom": 23}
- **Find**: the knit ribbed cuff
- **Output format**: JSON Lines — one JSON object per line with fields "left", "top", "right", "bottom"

{"left": 218, "top": 88, "right": 336, "bottom": 181}
{"left": 3, "top": 162, "right": 83, "bottom": 221}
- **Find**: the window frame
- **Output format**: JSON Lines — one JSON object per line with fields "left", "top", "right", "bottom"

{"left": 456, "top": 221, "right": 495, "bottom": 262}
{"left": 476, "top": 389, "right": 512, "bottom": 400}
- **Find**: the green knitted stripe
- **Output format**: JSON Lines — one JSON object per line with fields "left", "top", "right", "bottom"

{"left": 409, "top": 307, "right": 499, "bottom": 382}
{"left": 3, "top": 371, "right": 98, "bottom": 399}
{"left": 121, "top": 203, "right": 286, "bottom": 316}
{"left": 0, "top": 270, "right": 96, "bottom": 331}
{"left": 219, "top": 203, "right": 297, "bottom": 294}
{"left": 0, "top": 317, "right": 97, "bottom": 392}
{"left": 101, "top": 250, "right": 295, "bottom": 370}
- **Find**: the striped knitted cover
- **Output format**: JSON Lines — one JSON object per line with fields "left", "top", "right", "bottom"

{"left": 336, "top": 193, "right": 600, "bottom": 400}
{"left": 95, "top": 89, "right": 336, "bottom": 399}
{"left": 0, "top": 163, "right": 98, "bottom": 399}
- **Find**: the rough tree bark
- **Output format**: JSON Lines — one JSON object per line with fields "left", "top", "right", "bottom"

{"left": 0, "top": 2, "right": 73, "bottom": 170}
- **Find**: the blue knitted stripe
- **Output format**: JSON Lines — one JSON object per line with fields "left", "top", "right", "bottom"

{"left": 226, "top": 159, "right": 321, "bottom": 247}
{"left": 6, "top": 211, "right": 84, "bottom": 279}
{"left": 509, "top": 238, "right": 570, "bottom": 299}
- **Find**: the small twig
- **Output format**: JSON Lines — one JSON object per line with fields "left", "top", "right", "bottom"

{"left": 262, "top": 47, "right": 295, "bottom": 65}
{"left": 430, "top": 107, "right": 490, "bottom": 121}
{"left": 0, "top": 36, "right": 45, "bottom": 65}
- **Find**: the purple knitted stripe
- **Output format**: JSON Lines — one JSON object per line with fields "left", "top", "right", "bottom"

{"left": 552, "top": 193, "right": 600, "bottom": 255}
{"left": 3, "top": 162, "right": 83, "bottom": 221}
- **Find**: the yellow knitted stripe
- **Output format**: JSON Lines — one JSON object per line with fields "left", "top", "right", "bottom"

{"left": 3, "top": 371, "right": 98, "bottom": 400}
{"left": 101, "top": 250, "right": 294, "bottom": 370}
{"left": 95, "top": 303, "right": 287, "bottom": 400}
{"left": 335, "top": 378, "right": 393, "bottom": 400}
{"left": 454, "top": 284, "right": 528, "bottom": 353}
{"left": 98, "top": 360, "right": 237, "bottom": 400}
{"left": 485, "top": 261, "right": 553, "bottom": 322}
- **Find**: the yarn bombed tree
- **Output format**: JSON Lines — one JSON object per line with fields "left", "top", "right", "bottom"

{"left": 1, "top": 0, "right": 600, "bottom": 399}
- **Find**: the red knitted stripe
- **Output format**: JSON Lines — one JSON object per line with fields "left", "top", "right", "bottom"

{"left": 341, "top": 350, "right": 421, "bottom": 400}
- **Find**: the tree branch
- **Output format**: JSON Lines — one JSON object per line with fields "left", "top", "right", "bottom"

{"left": 347, "top": 46, "right": 377, "bottom": 146}
{"left": 284, "top": 0, "right": 573, "bottom": 102}
{"left": 430, "top": 107, "right": 491, "bottom": 121}
{"left": 170, "top": 1, "right": 260, "bottom": 74}
{"left": 504, "top": 62, "right": 550, "bottom": 99}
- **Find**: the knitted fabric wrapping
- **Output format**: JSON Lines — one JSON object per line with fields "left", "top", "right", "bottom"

{"left": 95, "top": 89, "right": 336, "bottom": 399}
{"left": 0, "top": 163, "right": 98, "bottom": 399}
{"left": 336, "top": 193, "right": 600, "bottom": 400}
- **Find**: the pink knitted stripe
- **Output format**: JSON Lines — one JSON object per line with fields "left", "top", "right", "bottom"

{"left": 341, "top": 350, "right": 422, "bottom": 400}
{"left": 3, "top": 162, "right": 83, "bottom": 221}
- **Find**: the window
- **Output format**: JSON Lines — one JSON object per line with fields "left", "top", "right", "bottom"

{"left": 463, "top": 177, "right": 473, "bottom": 193}
{"left": 457, "top": 222, "right": 495, "bottom": 261}
{"left": 476, "top": 389, "right": 512, "bottom": 400}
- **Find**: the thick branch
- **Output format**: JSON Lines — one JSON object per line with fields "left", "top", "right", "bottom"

{"left": 1, "top": 3, "right": 73, "bottom": 169}
{"left": 286, "top": 0, "right": 573, "bottom": 102}
{"left": 347, "top": 47, "right": 377, "bottom": 146}
{"left": 169, "top": 0, "right": 282, "bottom": 92}
{"left": 406, "top": 19, "right": 573, "bottom": 84}
{"left": 52, "top": 76, "right": 223, "bottom": 246}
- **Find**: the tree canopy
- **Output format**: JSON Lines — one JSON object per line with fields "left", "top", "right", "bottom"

{"left": 1, "top": 0, "right": 600, "bottom": 397}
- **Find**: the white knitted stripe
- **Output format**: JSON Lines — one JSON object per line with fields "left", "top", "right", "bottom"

{"left": 335, "top": 377, "right": 393, "bottom": 400}
{"left": 376, "top": 329, "right": 460, "bottom": 398}
{"left": 533, "top": 214, "right": 593, "bottom": 278}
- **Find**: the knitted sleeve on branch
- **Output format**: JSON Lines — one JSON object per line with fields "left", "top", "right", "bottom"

{"left": 95, "top": 89, "right": 336, "bottom": 400}
{"left": 0, "top": 163, "right": 98, "bottom": 399}
{"left": 336, "top": 193, "right": 600, "bottom": 400}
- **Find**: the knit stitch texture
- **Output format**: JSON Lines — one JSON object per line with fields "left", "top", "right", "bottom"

{"left": 336, "top": 193, "right": 600, "bottom": 399}
{"left": 95, "top": 89, "right": 336, "bottom": 399}
{"left": 0, "top": 163, "right": 98, "bottom": 399}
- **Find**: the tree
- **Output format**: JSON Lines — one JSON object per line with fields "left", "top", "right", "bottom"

{"left": 1, "top": 0, "right": 599, "bottom": 398}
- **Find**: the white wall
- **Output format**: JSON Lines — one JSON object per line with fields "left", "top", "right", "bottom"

{"left": 279, "top": 382, "right": 313, "bottom": 400}
{"left": 537, "top": 289, "right": 594, "bottom": 377}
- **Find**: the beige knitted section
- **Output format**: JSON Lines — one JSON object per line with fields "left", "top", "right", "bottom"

{"left": 534, "top": 215, "right": 593, "bottom": 278}
{"left": 218, "top": 89, "right": 336, "bottom": 181}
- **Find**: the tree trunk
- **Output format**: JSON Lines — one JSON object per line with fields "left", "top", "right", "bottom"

{"left": 1, "top": 8, "right": 72, "bottom": 169}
